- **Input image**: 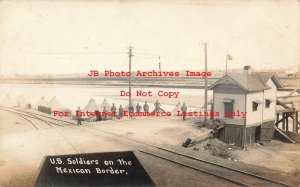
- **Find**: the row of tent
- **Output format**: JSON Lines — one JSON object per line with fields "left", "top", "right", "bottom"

{"left": 37, "top": 96, "right": 69, "bottom": 115}
{"left": 82, "top": 98, "right": 183, "bottom": 114}
{"left": 0, "top": 94, "right": 141, "bottom": 112}
{"left": 37, "top": 97, "right": 126, "bottom": 114}
{"left": 82, "top": 98, "right": 132, "bottom": 113}
{"left": 1, "top": 94, "right": 189, "bottom": 115}
{"left": 0, "top": 94, "right": 67, "bottom": 112}
{"left": 1, "top": 94, "right": 31, "bottom": 108}
{"left": 38, "top": 96, "right": 63, "bottom": 110}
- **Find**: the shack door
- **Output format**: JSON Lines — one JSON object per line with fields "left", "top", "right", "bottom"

{"left": 258, "top": 121, "right": 274, "bottom": 142}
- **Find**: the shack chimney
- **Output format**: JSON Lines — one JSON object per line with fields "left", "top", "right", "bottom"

{"left": 244, "top": 66, "right": 252, "bottom": 74}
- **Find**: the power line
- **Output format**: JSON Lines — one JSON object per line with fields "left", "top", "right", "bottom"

{"left": 134, "top": 51, "right": 202, "bottom": 62}
{"left": 0, "top": 51, "right": 126, "bottom": 55}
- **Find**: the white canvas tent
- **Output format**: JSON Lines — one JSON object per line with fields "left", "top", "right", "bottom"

{"left": 46, "top": 96, "right": 63, "bottom": 111}
{"left": 1, "top": 94, "right": 17, "bottom": 107}
{"left": 99, "top": 98, "right": 111, "bottom": 111}
{"left": 82, "top": 98, "right": 99, "bottom": 112}
{"left": 37, "top": 96, "right": 47, "bottom": 107}
{"left": 18, "top": 95, "right": 29, "bottom": 108}
{"left": 81, "top": 98, "right": 100, "bottom": 120}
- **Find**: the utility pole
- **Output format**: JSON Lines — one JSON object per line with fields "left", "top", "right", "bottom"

{"left": 299, "top": 7, "right": 300, "bottom": 92}
{"left": 128, "top": 46, "right": 133, "bottom": 108}
{"left": 204, "top": 42, "right": 208, "bottom": 125}
{"left": 159, "top": 56, "right": 161, "bottom": 72}
{"left": 226, "top": 50, "right": 233, "bottom": 74}
{"left": 226, "top": 50, "right": 228, "bottom": 75}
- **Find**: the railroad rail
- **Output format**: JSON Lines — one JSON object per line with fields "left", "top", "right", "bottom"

{"left": 0, "top": 106, "right": 293, "bottom": 187}
{"left": 83, "top": 125, "right": 292, "bottom": 187}
{"left": 0, "top": 106, "right": 80, "bottom": 154}
{"left": 0, "top": 107, "right": 39, "bottom": 130}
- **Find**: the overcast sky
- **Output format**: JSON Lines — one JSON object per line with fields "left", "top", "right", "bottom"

{"left": 0, "top": 0, "right": 299, "bottom": 75}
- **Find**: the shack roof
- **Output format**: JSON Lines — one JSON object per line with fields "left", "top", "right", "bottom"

{"left": 253, "top": 72, "right": 284, "bottom": 88}
{"left": 209, "top": 72, "right": 283, "bottom": 92}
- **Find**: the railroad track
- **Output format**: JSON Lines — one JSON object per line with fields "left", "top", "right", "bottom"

{"left": 0, "top": 106, "right": 67, "bottom": 127}
{"left": 82, "top": 125, "right": 292, "bottom": 187}
{"left": 0, "top": 107, "right": 41, "bottom": 130}
{"left": 0, "top": 106, "right": 294, "bottom": 186}
{"left": 0, "top": 106, "right": 80, "bottom": 154}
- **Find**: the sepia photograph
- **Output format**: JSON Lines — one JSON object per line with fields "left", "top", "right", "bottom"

{"left": 0, "top": 0, "right": 299, "bottom": 186}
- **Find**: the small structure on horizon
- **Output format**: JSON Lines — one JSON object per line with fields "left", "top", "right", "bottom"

{"left": 209, "top": 66, "right": 284, "bottom": 147}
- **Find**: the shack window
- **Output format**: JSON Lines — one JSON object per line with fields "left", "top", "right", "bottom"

{"left": 265, "top": 99, "right": 271, "bottom": 108}
{"left": 252, "top": 102, "right": 258, "bottom": 111}
{"left": 224, "top": 102, "right": 234, "bottom": 118}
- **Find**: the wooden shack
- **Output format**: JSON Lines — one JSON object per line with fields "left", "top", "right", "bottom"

{"left": 209, "top": 66, "right": 283, "bottom": 147}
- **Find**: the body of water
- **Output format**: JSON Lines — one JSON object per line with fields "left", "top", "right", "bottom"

{"left": 0, "top": 83, "right": 211, "bottom": 112}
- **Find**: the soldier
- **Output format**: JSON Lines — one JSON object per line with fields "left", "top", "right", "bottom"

{"left": 153, "top": 100, "right": 165, "bottom": 112}
{"left": 77, "top": 107, "right": 82, "bottom": 125}
{"left": 154, "top": 100, "right": 160, "bottom": 112}
{"left": 128, "top": 104, "right": 134, "bottom": 119}
{"left": 95, "top": 110, "right": 102, "bottom": 121}
{"left": 181, "top": 102, "right": 187, "bottom": 121}
{"left": 143, "top": 101, "right": 149, "bottom": 112}
{"left": 103, "top": 106, "right": 107, "bottom": 120}
{"left": 136, "top": 103, "right": 142, "bottom": 113}
{"left": 111, "top": 103, "right": 117, "bottom": 120}
{"left": 118, "top": 105, "right": 124, "bottom": 119}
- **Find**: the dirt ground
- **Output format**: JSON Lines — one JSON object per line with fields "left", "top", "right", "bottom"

{"left": 234, "top": 140, "right": 300, "bottom": 173}
{"left": 55, "top": 111, "right": 300, "bottom": 177}
{"left": 1, "top": 109, "right": 300, "bottom": 186}
{"left": 0, "top": 110, "right": 221, "bottom": 187}
{"left": 195, "top": 137, "right": 300, "bottom": 174}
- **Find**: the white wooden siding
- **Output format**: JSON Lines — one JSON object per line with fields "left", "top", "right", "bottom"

{"left": 213, "top": 85, "right": 246, "bottom": 125}
{"left": 246, "top": 91, "right": 264, "bottom": 125}
{"left": 262, "top": 79, "right": 277, "bottom": 121}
